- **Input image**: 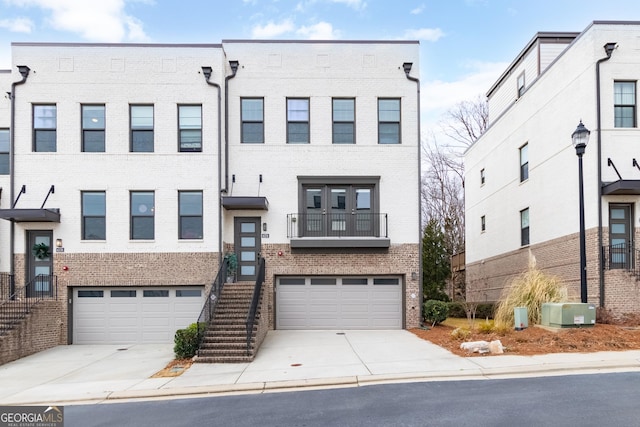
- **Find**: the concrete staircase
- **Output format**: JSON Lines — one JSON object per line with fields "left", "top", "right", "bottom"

{"left": 196, "top": 282, "right": 262, "bottom": 363}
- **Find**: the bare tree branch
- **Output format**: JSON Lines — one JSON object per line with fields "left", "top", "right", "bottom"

{"left": 438, "top": 95, "right": 488, "bottom": 149}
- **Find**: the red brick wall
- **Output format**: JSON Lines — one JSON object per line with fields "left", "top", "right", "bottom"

{"left": 0, "top": 301, "right": 64, "bottom": 366}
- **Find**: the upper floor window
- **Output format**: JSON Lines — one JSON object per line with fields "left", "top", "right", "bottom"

{"left": 82, "top": 191, "right": 106, "bottom": 240}
{"left": 520, "top": 208, "right": 530, "bottom": 246}
{"left": 614, "top": 81, "right": 636, "bottom": 128}
{"left": 130, "top": 191, "right": 154, "bottom": 240}
{"left": 287, "top": 98, "right": 309, "bottom": 144}
{"left": 333, "top": 98, "right": 355, "bottom": 144}
{"left": 481, "top": 215, "right": 486, "bottom": 232}
{"left": 33, "top": 105, "right": 56, "bottom": 152}
{"left": 480, "top": 168, "right": 485, "bottom": 185}
{"left": 378, "top": 98, "right": 400, "bottom": 144}
{"left": 82, "top": 104, "right": 105, "bottom": 152}
{"left": 130, "top": 105, "right": 154, "bottom": 152}
{"left": 517, "top": 72, "right": 525, "bottom": 98}
{"left": 519, "top": 143, "right": 528, "bottom": 182}
{"left": 179, "top": 191, "right": 203, "bottom": 239}
{"left": 0, "top": 129, "right": 8, "bottom": 174}
{"left": 241, "top": 98, "right": 264, "bottom": 143}
{"left": 178, "top": 105, "right": 202, "bottom": 152}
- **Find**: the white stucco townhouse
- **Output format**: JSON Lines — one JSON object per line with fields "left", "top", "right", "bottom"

{"left": 0, "top": 40, "right": 421, "bottom": 361}
{"left": 465, "top": 21, "right": 640, "bottom": 318}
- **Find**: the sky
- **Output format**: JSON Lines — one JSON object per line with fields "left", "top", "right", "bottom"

{"left": 2, "top": 0, "right": 640, "bottom": 138}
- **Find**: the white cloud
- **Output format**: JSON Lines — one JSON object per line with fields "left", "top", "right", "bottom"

{"left": 410, "top": 4, "right": 425, "bottom": 15}
{"left": 423, "top": 61, "right": 506, "bottom": 113}
{"left": 0, "top": 17, "right": 34, "bottom": 33}
{"left": 251, "top": 19, "right": 296, "bottom": 38}
{"left": 329, "top": 0, "right": 366, "bottom": 11}
{"left": 4, "top": 0, "right": 149, "bottom": 42}
{"left": 403, "top": 28, "right": 444, "bottom": 42}
{"left": 420, "top": 61, "right": 507, "bottom": 144}
{"left": 296, "top": 21, "right": 340, "bottom": 39}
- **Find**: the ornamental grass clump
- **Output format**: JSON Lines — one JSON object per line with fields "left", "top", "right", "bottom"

{"left": 494, "top": 258, "right": 571, "bottom": 329}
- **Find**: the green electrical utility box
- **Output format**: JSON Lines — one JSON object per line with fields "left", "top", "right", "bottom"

{"left": 541, "top": 303, "right": 596, "bottom": 328}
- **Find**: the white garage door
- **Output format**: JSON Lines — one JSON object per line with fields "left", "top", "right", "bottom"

{"left": 276, "top": 277, "right": 402, "bottom": 330}
{"left": 73, "top": 287, "right": 204, "bottom": 344}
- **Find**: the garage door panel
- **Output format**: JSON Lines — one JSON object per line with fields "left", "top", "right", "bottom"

{"left": 276, "top": 277, "right": 402, "bottom": 330}
{"left": 73, "top": 287, "right": 204, "bottom": 344}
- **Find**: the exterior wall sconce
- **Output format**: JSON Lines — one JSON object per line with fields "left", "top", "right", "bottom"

{"left": 55, "top": 238, "right": 63, "bottom": 248}
{"left": 263, "top": 223, "right": 267, "bottom": 232}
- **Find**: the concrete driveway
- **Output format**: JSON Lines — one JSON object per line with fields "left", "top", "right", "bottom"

{"left": 2, "top": 330, "right": 640, "bottom": 405}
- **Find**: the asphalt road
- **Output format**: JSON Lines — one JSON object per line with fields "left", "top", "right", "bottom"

{"left": 66, "top": 372, "right": 640, "bottom": 427}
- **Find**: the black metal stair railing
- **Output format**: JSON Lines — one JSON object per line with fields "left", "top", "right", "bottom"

{"left": 246, "top": 257, "right": 266, "bottom": 355}
{"left": 0, "top": 274, "right": 57, "bottom": 336}
{"left": 196, "top": 260, "right": 228, "bottom": 353}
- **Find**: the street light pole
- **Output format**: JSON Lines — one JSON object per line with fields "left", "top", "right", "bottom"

{"left": 572, "top": 121, "right": 591, "bottom": 303}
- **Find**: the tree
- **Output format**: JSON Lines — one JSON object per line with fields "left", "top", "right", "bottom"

{"left": 421, "top": 95, "right": 488, "bottom": 300}
{"left": 438, "top": 95, "right": 488, "bottom": 149}
{"left": 422, "top": 218, "right": 450, "bottom": 302}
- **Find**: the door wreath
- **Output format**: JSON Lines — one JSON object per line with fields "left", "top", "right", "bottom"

{"left": 32, "top": 242, "right": 51, "bottom": 260}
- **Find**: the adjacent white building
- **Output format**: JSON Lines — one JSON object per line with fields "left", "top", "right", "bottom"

{"left": 465, "top": 21, "right": 640, "bottom": 317}
{"left": 0, "top": 40, "right": 421, "bottom": 355}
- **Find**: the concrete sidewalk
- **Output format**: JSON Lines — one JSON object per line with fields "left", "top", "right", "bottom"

{"left": 2, "top": 330, "right": 640, "bottom": 405}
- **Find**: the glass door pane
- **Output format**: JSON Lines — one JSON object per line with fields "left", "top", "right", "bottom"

{"left": 304, "top": 188, "right": 324, "bottom": 236}
{"left": 328, "top": 187, "right": 347, "bottom": 236}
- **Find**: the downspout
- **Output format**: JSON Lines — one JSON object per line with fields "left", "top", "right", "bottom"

{"left": 596, "top": 42, "right": 617, "bottom": 308}
{"left": 201, "top": 66, "right": 223, "bottom": 263}
{"left": 403, "top": 62, "right": 422, "bottom": 324}
{"left": 9, "top": 65, "right": 30, "bottom": 289}
{"left": 224, "top": 60, "right": 239, "bottom": 193}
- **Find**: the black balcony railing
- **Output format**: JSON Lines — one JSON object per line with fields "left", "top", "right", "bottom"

{"left": 287, "top": 212, "right": 388, "bottom": 238}
{"left": 602, "top": 243, "right": 635, "bottom": 271}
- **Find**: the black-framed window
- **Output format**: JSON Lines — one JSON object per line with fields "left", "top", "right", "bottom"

{"left": 82, "top": 191, "right": 106, "bottom": 240}
{"left": 178, "top": 105, "right": 202, "bottom": 152}
{"left": 517, "top": 72, "right": 525, "bottom": 97}
{"left": 241, "top": 98, "right": 264, "bottom": 143}
{"left": 519, "top": 143, "right": 528, "bottom": 182}
{"left": 33, "top": 104, "right": 56, "bottom": 152}
{"left": 378, "top": 98, "right": 400, "bottom": 144}
{"left": 614, "top": 81, "right": 636, "bottom": 128}
{"left": 520, "top": 208, "right": 530, "bottom": 246}
{"left": 287, "top": 98, "right": 309, "bottom": 144}
{"left": 82, "top": 104, "right": 105, "bottom": 152}
{"left": 130, "top": 105, "right": 154, "bottom": 152}
{"left": 179, "top": 191, "right": 203, "bottom": 239}
{"left": 298, "top": 177, "right": 380, "bottom": 237}
{"left": 333, "top": 98, "right": 355, "bottom": 144}
{"left": 480, "top": 168, "right": 485, "bottom": 185}
{"left": 481, "top": 215, "right": 486, "bottom": 232}
{"left": 130, "top": 191, "right": 154, "bottom": 239}
{"left": 0, "top": 129, "right": 8, "bottom": 174}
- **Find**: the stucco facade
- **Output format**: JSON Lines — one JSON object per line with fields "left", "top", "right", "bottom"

{"left": 465, "top": 21, "right": 640, "bottom": 317}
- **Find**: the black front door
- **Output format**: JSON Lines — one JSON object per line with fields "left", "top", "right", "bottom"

{"left": 234, "top": 217, "right": 261, "bottom": 282}
{"left": 609, "top": 204, "right": 633, "bottom": 269}
{"left": 26, "top": 230, "right": 54, "bottom": 297}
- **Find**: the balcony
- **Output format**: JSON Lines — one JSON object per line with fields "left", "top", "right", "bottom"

{"left": 287, "top": 212, "right": 390, "bottom": 248}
